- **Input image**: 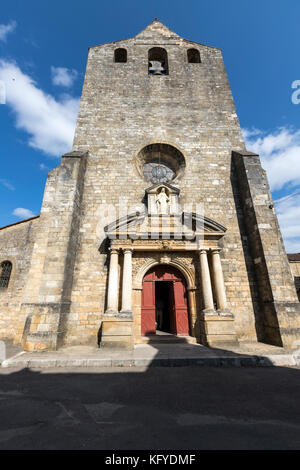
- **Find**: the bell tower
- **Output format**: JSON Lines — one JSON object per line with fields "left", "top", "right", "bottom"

{"left": 20, "top": 20, "right": 300, "bottom": 351}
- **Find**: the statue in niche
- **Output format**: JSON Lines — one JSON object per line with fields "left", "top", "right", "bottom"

{"left": 156, "top": 188, "right": 169, "bottom": 214}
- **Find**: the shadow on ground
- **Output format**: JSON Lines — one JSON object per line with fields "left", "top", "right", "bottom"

{"left": 1, "top": 339, "right": 300, "bottom": 450}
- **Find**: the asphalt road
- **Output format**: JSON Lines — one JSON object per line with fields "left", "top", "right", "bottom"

{"left": 0, "top": 365, "right": 300, "bottom": 450}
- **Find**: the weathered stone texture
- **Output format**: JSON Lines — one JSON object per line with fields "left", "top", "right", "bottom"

{"left": 0, "top": 218, "right": 40, "bottom": 340}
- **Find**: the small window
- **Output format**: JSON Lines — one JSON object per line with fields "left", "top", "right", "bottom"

{"left": 187, "top": 48, "right": 201, "bottom": 63}
{"left": 148, "top": 47, "right": 169, "bottom": 75}
{"left": 114, "top": 48, "right": 127, "bottom": 63}
{"left": 0, "top": 261, "right": 12, "bottom": 288}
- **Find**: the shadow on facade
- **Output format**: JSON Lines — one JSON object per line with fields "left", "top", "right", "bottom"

{"left": 230, "top": 159, "right": 280, "bottom": 344}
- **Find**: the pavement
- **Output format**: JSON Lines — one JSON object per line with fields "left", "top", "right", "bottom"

{"left": 2, "top": 340, "right": 300, "bottom": 368}
{"left": 1, "top": 364, "right": 300, "bottom": 449}
{"left": 1, "top": 340, "right": 300, "bottom": 449}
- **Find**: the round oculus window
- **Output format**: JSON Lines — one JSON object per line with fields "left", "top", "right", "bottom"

{"left": 136, "top": 143, "right": 185, "bottom": 183}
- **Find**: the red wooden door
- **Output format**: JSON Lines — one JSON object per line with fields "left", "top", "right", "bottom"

{"left": 141, "top": 276, "right": 156, "bottom": 335}
{"left": 173, "top": 279, "right": 189, "bottom": 335}
{"left": 141, "top": 265, "right": 190, "bottom": 336}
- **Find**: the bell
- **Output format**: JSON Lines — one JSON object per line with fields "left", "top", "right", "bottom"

{"left": 149, "top": 60, "right": 165, "bottom": 75}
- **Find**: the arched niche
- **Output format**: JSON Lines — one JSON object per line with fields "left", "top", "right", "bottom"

{"left": 114, "top": 48, "right": 127, "bottom": 63}
{"left": 187, "top": 48, "right": 201, "bottom": 63}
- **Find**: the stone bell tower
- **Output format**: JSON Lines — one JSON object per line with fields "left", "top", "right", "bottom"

{"left": 20, "top": 19, "right": 300, "bottom": 351}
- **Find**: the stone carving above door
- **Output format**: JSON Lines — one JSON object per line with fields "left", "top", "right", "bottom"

{"left": 103, "top": 182, "right": 226, "bottom": 245}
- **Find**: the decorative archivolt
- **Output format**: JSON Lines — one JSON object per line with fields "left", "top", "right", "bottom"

{"left": 133, "top": 257, "right": 196, "bottom": 290}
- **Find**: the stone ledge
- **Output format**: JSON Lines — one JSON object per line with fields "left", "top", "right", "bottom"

{"left": 62, "top": 151, "right": 88, "bottom": 159}
{"left": 2, "top": 353, "right": 298, "bottom": 369}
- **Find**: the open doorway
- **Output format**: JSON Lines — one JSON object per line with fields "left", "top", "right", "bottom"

{"left": 155, "top": 281, "right": 174, "bottom": 333}
{"left": 141, "top": 264, "right": 190, "bottom": 337}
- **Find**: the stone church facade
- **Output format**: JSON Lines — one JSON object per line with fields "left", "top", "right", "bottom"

{"left": 1, "top": 20, "right": 300, "bottom": 351}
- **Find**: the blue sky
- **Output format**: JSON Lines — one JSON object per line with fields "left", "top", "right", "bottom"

{"left": 0, "top": 0, "right": 300, "bottom": 251}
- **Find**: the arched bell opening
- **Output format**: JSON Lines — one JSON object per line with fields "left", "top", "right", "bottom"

{"left": 148, "top": 47, "right": 169, "bottom": 75}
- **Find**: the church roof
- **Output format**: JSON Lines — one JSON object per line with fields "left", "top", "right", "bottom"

{"left": 287, "top": 253, "right": 300, "bottom": 262}
{"left": 0, "top": 216, "right": 40, "bottom": 231}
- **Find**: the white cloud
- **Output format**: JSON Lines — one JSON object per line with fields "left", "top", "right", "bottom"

{"left": 243, "top": 126, "right": 300, "bottom": 252}
{"left": 39, "top": 163, "right": 50, "bottom": 171}
{"left": 51, "top": 66, "right": 78, "bottom": 87}
{"left": 275, "top": 191, "right": 300, "bottom": 253}
{"left": 0, "top": 21, "right": 17, "bottom": 42}
{"left": 0, "top": 60, "right": 80, "bottom": 157}
{"left": 13, "top": 207, "right": 35, "bottom": 219}
{"left": 241, "top": 128, "right": 262, "bottom": 140}
{"left": 242, "top": 126, "right": 300, "bottom": 191}
{"left": 0, "top": 179, "right": 15, "bottom": 191}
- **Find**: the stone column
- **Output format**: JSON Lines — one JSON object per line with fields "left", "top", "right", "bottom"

{"left": 187, "top": 287, "right": 197, "bottom": 334}
{"left": 121, "top": 248, "right": 133, "bottom": 315}
{"left": 199, "top": 249, "right": 215, "bottom": 313}
{"left": 211, "top": 249, "right": 228, "bottom": 311}
{"left": 106, "top": 248, "right": 119, "bottom": 313}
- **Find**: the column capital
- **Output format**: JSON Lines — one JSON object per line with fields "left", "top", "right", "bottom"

{"left": 187, "top": 286, "right": 197, "bottom": 292}
{"left": 211, "top": 248, "right": 222, "bottom": 254}
{"left": 109, "top": 247, "right": 120, "bottom": 254}
{"left": 199, "top": 249, "right": 208, "bottom": 255}
{"left": 123, "top": 247, "right": 133, "bottom": 254}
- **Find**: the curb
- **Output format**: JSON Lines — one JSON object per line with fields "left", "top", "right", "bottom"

{"left": 1, "top": 354, "right": 299, "bottom": 368}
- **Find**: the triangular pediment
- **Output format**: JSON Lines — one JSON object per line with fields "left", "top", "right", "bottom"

{"left": 104, "top": 211, "right": 226, "bottom": 240}
{"left": 146, "top": 182, "right": 180, "bottom": 195}
{"left": 135, "top": 19, "right": 181, "bottom": 42}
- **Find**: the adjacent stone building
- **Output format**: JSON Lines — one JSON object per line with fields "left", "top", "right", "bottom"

{"left": 1, "top": 20, "right": 300, "bottom": 351}
{"left": 287, "top": 254, "right": 300, "bottom": 301}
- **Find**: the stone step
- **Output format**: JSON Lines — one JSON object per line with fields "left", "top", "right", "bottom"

{"left": 138, "top": 334, "right": 197, "bottom": 345}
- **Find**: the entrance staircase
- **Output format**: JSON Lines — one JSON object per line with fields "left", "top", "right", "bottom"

{"left": 138, "top": 330, "right": 197, "bottom": 345}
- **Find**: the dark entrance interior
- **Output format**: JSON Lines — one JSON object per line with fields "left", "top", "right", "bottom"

{"left": 155, "top": 281, "right": 173, "bottom": 333}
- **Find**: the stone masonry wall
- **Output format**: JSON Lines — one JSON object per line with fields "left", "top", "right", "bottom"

{"left": 0, "top": 218, "right": 40, "bottom": 340}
